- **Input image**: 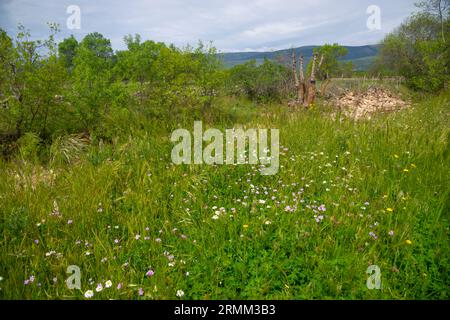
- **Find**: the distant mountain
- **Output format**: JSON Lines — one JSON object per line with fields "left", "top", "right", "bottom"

{"left": 220, "top": 45, "right": 379, "bottom": 71}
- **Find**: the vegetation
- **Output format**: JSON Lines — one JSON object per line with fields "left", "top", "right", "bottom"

{"left": 0, "top": 0, "right": 448, "bottom": 300}
{"left": 371, "top": 1, "right": 449, "bottom": 92}
{"left": 228, "top": 59, "right": 292, "bottom": 102}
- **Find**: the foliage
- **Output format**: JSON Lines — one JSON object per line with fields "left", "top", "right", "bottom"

{"left": 307, "top": 43, "right": 349, "bottom": 80}
{"left": 372, "top": 3, "right": 449, "bottom": 92}
{"left": 0, "top": 28, "right": 227, "bottom": 149}
{"left": 228, "top": 59, "right": 292, "bottom": 102}
{"left": 58, "top": 35, "right": 78, "bottom": 70}
{"left": 0, "top": 93, "right": 448, "bottom": 299}
{"left": 0, "top": 24, "right": 68, "bottom": 141}
{"left": 0, "top": 17, "right": 448, "bottom": 301}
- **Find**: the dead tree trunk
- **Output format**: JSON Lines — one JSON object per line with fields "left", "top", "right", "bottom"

{"left": 299, "top": 55, "right": 306, "bottom": 103}
{"left": 291, "top": 49, "right": 307, "bottom": 105}
{"left": 292, "top": 50, "right": 300, "bottom": 101}
{"left": 305, "top": 54, "right": 318, "bottom": 107}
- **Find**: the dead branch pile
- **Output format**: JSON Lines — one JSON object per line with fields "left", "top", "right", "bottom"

{"left": 331, "top": 87, "right": 409, "bottom": 120}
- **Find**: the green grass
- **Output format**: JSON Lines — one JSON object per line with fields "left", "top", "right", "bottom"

{"left": 0, "top": 93, "right": 448, "bottom": 300}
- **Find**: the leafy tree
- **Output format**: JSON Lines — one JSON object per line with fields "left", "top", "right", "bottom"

{"left": 189, "top": 41, "right": 226, "bottom": 109}
{"left": 415, "top": 0, "right": 449, "bottom": 42}
{"left": 58, "top": 35, "right": 78, "bottom": 70}
{"left": 307, "top": 43, "right": 349, "bottom": 80}
{"left": 70, "top": 32, "right": 114, "bottom": 132}
{"left": 114, "top": 34, "right": 166, "bottom": 84}
{"left": 229, "top": 59, "right": 291, "bottom": 102}
{"left": 373, "top": 8, "right": 449, "bottom": 92}
{"left": 0, "top": 24, "right": 67, "bottom": 141}
{"left": 80, "top": 32, "right": 113, "bottom": 60}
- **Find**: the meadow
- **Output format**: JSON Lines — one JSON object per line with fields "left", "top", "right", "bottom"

{"left": 1, "top": 92, "right": 448, "bottom": 299}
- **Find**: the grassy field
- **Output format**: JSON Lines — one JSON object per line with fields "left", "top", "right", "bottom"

{"left": 0, "top": 92, "right": 448, "bottom": 300}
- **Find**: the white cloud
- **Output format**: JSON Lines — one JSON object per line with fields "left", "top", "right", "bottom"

{"left": 0, "top": 0, "right": 417, "bottom": 51}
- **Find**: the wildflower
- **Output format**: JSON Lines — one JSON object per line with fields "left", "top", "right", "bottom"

{"left": 67, "top": 219, "right": 73, "bottom": 225}
{"left": 138, "top": 288, "right": 144, "bottom": 296}
{"left": 95, "top": 283, "right": 103, "bottom": 292}
{"left": 180, "top": 234, "right": 187, "bottom": 240}
{"left": 52, "top": 277, "right": 57, "bottom": 283}
{"left": 386, "top": 208, "right": 394, "bottom": 212}
{"left": 264, "top": 220, "right": 272, "bottom": 225}
{"left": 176, "top": 290, "right": 185, "bottom": 298}
{"left": 34, "top": 239, "right": 39, "bottom": 244}
{"left": 369, "top": 232, "right": 378, "bottom": 240}
{"left": 135, "top": 234, "right": 141, "bottom": 240}
{"left": 318, "top": 204, "right": 326, "bottom": 212}
{"left": 403, "top": 168, "right": 409, "bottom": 172}
{"left": 212, "top": 215, "right": 219, "bottom": 220}
{"left": 114, "top": 239, "right": 119, "bottom": 244}
{"left": 29, "top": 276, "right": 35, "bottom": 283}
{"left": 155, "top": 238, "right": 162, "bottom": 243}
{"left": 394, "top": 154, "right": 399, "bottom": 159}
{"left": 145, "top": 227, "right": 150, "bottom": 231}
{"left": 24, "top": 279, "right": 30, "bottom": 285}
{"left": 144, "top": 236, "right": 150, "bottom": 240}
{"left": 389, "top": 230, "right": 394, "bottom": 236}
{"left": 105, "top": 280, "right": 112, "bottom": 288}
{"left": 84, "top": 290, "right": 94, "bottom": 299}
{"left": 243, "top": 224, "right": 249, "bottom": 229}
{"left": 117, "top": 283, "right": 122, "bottom": 290}
{"left": 315, "top": 215, "right": 324, "bottom": 223}
{"left": 284, "top": 205, "right": 296, "bottom": 212}
{"left": 146, "top": 270, "right": 154, "bottom": 277}
{"left": 411, "top": 164, "right": 417, "bottom": 168}
{"left": 258, "top": 199, "right": 266, "bottom": 204}
{"left": 405, "top": 239, "right": 412, "bottom": 245}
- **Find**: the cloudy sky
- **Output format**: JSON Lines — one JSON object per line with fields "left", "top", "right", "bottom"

{"left": 0, "top": 0, "right": 417, "bottom": 52}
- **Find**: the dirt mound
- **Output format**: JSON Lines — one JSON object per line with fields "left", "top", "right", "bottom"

{"left": 332, "top": 87, "right": 409, "bottom": 120}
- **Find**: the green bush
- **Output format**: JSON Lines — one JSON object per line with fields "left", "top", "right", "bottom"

{"left": 228, "top": 59, "right": 292, "bottom": 103}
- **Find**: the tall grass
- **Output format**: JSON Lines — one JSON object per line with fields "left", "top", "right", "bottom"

{"left": 0, "top": 93, "right": 448, "bottom": 299}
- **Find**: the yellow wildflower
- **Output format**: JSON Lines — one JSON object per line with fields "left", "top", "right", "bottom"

{"left": 405, "top": 239, "right": 412, "bottom": 245}
{"left": 386, "top": 208, "right": 394, "bottom": 212}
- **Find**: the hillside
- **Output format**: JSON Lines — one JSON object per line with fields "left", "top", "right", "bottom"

{"left": 220, "top": 45, "right": 379, "bottom": 70}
